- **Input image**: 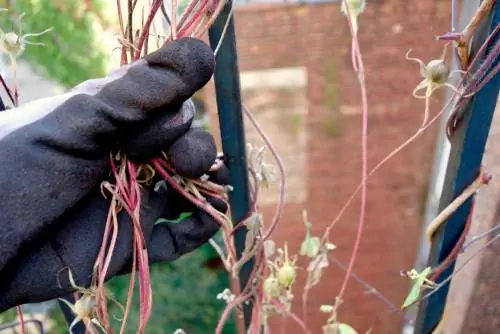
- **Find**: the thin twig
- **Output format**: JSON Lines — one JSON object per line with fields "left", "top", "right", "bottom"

{"left": 462, "top": 221, "right": 500, "bottom": 251}
{"left": 426, "top": 167, "right": 491, "bottom": 240}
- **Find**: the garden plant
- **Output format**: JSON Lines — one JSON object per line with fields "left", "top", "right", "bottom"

{"left": 0, "top": 0, "right": 499, "bottom": 333}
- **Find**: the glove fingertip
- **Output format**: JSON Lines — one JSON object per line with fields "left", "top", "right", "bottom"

{"left": 167, "top": 129, "right": 217, "bottom": 179}
{"left": 145, "top": 38, "right": 215, "bottom": 94}
{"left": 207, "top": 165, "right": 231, "bottom": 186}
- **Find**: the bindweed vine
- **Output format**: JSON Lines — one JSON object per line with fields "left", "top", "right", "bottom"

{"left": 1, "top": 0, "right": 499, "bottom": 333}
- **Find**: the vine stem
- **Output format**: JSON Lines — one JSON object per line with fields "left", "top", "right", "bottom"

{"left": 242, "top": 104, "right": 286, "bottom": 240}
{"left": 320, "top": 22, "right": 499, "bottom": 247}
{"left": 16, "top": 306, "right": 25, "bottom": 334}
{"left": 336, "top": 0, "right": 369, "bottom": 302}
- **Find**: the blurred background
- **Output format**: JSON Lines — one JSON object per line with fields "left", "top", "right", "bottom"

{"left": 1, "top": 0, "right": 499, "bottom": 333}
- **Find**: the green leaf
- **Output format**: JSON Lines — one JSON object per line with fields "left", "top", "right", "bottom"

{"left": 402, "top": 267, "right": 432, "bottom": 308}
{"left": 338, "top": 323, "right": 358, "bottom": 334}
{"left": 155, "top": 212, "right": 194, "bottom": 225}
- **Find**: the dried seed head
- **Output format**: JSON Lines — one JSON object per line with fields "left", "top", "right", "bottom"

{"left": 0, "top": 32, "right": 23, "bottom": 56}
{"left": 263, "top": 240, "right": 276, "bottom": 259}
{"left": 276, "top": 244, "right": 297, "bottom": 288}
{"left": 341, "top": 0, "right": 366, "bottom": 15}
{"left": 0, "top": 12, "right": 53, "bottom": 59}
{"left": 426, "top": 59, "right": 451, "bottom": 84}
{"left": 73, "top": 295, "right": 96, "bottom": 319}
{"left": 216, "top": 288, "right": 235, "bottom": 303}
{"left": 277, "top": 263, "right": 297, "bottom": 288}
{"left": 263, "top": 276, "right": 281, "bottom": 301}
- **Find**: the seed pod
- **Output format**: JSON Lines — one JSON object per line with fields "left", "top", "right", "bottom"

{"left": 0, "top": 32, "right": 23, "bottom": 56}
{"left": 426, "top": 59, "right": 450, "bottom": 84}
{"left": 277, "top": 262, "right": 297, "bottom": 288}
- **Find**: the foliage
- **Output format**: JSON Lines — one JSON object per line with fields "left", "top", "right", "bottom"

{"left": 1, "top": 0, "right": 111, "bottom": 87}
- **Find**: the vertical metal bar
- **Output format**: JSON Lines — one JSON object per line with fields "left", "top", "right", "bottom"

{"left": 208, "top": 1, "right": 253, "bottom": 330}
{"left": 414, "top": 3, "right": 500, "bottom": 333}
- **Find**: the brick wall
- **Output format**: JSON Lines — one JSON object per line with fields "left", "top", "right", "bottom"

{"left": 202, "top": 1, "right": 450, "bottom": 332}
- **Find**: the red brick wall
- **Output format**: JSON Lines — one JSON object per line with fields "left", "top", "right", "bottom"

{"left": 202, "top": 1, "right": 450, "bottom": 332}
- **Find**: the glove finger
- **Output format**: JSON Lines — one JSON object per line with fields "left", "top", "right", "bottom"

{"left": 122, "top": 100, "right": 195, "bottom": 161}
{"left": 147, "top": 196, "right": 227, "bottom": 263}
{"left": 206, "top": 162, "right": 231, "bottom": 186}
{"left": 166, "top": 128, "right": 217, "bottom": 179}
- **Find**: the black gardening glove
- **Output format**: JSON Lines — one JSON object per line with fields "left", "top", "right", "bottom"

{"left": 0, "top": 37, "right": 229, "bottom": 312}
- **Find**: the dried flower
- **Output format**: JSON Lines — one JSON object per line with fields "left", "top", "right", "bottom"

{"left": 57, "top": 269, "right": 106, "bottom": 333}
{"left": 0, "top": 12, "right": 53, "bottom": 58}
{"left": 305, "top": 242, "right": 336, "bottom": 290}
{"left": 243, "top": 212, "right": 262, "bottom": 253}
{"left": 173, "top": 329, "right": 186, "bottom": 334}
{"left": 406, "top": 43, "right": 466, "bottom": 99}
{"left": 216, "top": 288, "right": 235, "bottom": 304}
{"left": 247, "top": 143, "right": 277, "bottom": 188}
{"left": 320, "top": 304, "right": 335, "bottom": 313}
{"left": 263, "top": 276, "right": 281, "bottom": 301}
{"left": 263, "top": 240, "right": 276, "bottom": 259}
{"left": 340, "top": 0, "right": 366, "bottom": 34}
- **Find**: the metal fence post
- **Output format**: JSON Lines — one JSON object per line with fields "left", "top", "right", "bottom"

{"left": 208, "top": 1, "right": 254, "bottom": 330}
{"left": 414, "top": 2, "right": 500, "bottom": 332}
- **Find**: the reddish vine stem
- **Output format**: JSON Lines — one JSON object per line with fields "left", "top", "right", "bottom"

{"left": 151, "top": 159, "right": 237, "bottom": 261}
{"left": 215, "top": 292, "right": 253, "bottom": 334}
{"left": 336, "top": 0, "right": 369, "bottom": 302}
{"left": 16, "top": 306, "right": 25, "bottom": 334}
{"left": 177, "top": 0, "right": 211, "bottom": 37}
{"left": 320, "top": 24, "right": 499, "bottom": 247}
{"left": 446, "top": 26, "right": 500, "bottom": 137}
{"left": 177, "top": 0, "right": 202, "bottom": 28}
{"left": 134, "top": 0, "right": 162, "bottom": 59}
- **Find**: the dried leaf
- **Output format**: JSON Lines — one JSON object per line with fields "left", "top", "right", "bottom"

{"left": 305, "top": 251, "right": 329, "bottom": 289}
{"left": 263, "top": 240, "right": 276, "bottom": 258}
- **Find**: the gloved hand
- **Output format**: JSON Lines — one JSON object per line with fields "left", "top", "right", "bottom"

{"left": 0, "top": 37, "right": 230, "bottom": 312}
